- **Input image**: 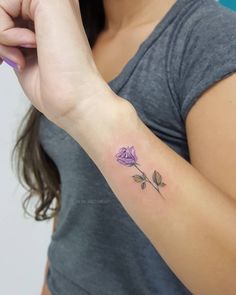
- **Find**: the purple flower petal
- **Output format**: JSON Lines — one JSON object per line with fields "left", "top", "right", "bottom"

{"left": 115, "top": 146, "right": 138, "bottom": 166}
{"left": 115, "top": 147, "right": 126, "bottom": 157}
{"left": 128, "top": 146, "right": 137, "bottom": 162}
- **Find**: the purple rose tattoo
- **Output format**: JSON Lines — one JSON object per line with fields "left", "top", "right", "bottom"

{"left": 115, "top": 146, "right": 166, "bottom": 199}
{"left": 115, "top": 146, "right": 138, "bottom": 166}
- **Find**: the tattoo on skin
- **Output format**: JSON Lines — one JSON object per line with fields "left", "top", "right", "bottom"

{"left": 115, "top": 146, "right": 166, "bottom": 199}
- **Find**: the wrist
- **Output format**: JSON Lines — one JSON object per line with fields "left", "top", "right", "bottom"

{"left": 54, "top": 75, "right": 114, "bottom": 127}
{"left": 56, "top": 85, "right": 139, "bottom": 163}
{"left": 59, "top": 88, "right": 136, "bottom": 137}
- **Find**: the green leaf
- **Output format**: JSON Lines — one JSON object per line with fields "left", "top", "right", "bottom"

{"left": 152, "top": 170, "right": 162, "bottom": 185}
{"left": 141, "top": 182, "right": 146, "bottom": 190}
{"left": 132, "top": 174, "right": 144, "bottom": 183}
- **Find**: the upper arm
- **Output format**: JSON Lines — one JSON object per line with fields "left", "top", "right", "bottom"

{"left": 52, "top": 214, "right": 57, "bottom": 232}
{"left": 185, "top": 72, "right": 236, "bottom": 201}
{"left": 173, "top": 4, "right": 236, "bottom": 201}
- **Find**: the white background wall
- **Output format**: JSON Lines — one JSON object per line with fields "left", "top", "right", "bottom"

{"left": 0, "top": 64, "right": 52, "bottom": 295}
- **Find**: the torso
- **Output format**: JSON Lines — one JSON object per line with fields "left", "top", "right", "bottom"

{"left": 91, "top": 1, "right": 177, "bottom": 84}
{"left": 91, "top": 22, "right": 161, "bottom": 84}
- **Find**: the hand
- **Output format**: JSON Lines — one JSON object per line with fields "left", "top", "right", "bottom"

{"left": 0, "top": 0, "right": 107, "bottom": 123}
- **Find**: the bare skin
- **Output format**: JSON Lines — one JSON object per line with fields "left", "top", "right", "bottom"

{"left": 92, "top": 21, "right": 160, "bottom": 83}
{"left": 92, "top": 0, "right": 176, "bottom": 83}
{"left": 40, "top": 216, "right": 57, "bottom": 295}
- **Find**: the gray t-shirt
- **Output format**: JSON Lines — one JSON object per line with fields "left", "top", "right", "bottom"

{"left": 38, "top": 0, "right": 236, "bottom": 294}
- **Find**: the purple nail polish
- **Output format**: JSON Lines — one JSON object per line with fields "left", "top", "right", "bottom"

{"left": 2, "top": 57, "right": 20, "bottom": 70}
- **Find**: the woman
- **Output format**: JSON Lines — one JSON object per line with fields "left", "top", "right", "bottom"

{"left": 1, "top": 0, "right": 236, "bottom": 294}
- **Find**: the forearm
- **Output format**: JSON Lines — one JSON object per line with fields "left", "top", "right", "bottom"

{"left": 40, "top": 218, "right": 56, "bottom": 295}
{"left": 40, "top": 260, "right": 51, "bottom": 295}
{"left": 41, "top": 282, "right": 51, "bottom": 295}
{"left": 58, "top": 86, "right": 236, "bottom": 294}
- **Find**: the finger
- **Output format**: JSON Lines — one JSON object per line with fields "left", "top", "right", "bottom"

{"left": 0, "top": 43, "right": 25, "bottom": 70}
{"left": 0, "top": 26, "right": 36, "bottom": 46}
{"left": 0, "top": 0, "right": 36, "bottom": 69}
{"left": 0, "top": 1, "right": 36, "bottom": 46}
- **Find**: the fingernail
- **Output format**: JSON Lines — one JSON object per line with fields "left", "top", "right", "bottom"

{"left": 2, "top": 57, "right": 20, "bottom": 71}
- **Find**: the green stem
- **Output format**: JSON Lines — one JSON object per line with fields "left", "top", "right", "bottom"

{"left": 133, "top": 164, "right": 165, "bottom": 200}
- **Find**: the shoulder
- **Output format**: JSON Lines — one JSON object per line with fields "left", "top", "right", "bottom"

{"left": 171, "top": 0, "right": 236, "bottom": 54}
{"left": 168, "top": 0, "right": 236, "bottom": 122}
{"left": 179, "top": 1, "right": 236, "bottom": 79}
{"left": 189, "top": 1, "right": 236, "bottom": 41}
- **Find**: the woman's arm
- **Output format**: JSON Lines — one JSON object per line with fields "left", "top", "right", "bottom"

{"left": 40, "top": 216, "right": 57, "bottom": 295}
{"left": 55, "top": 75, "right": 236, "bottom": 295}
{"left": 40, "top": 260, "right": 51, "bottom": 295}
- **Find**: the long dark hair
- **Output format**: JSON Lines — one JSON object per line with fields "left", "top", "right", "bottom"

{"left": 11, "top": 0, "right": 105, "bottom": 221}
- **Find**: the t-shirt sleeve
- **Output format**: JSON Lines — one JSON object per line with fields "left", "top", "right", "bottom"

{"left": 177, "top": 5, "right": 236, "bottom": 122}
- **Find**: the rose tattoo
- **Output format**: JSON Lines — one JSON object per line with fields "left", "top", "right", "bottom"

{"left": 115, "top": 146, "right": 166, "bottom": 199}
